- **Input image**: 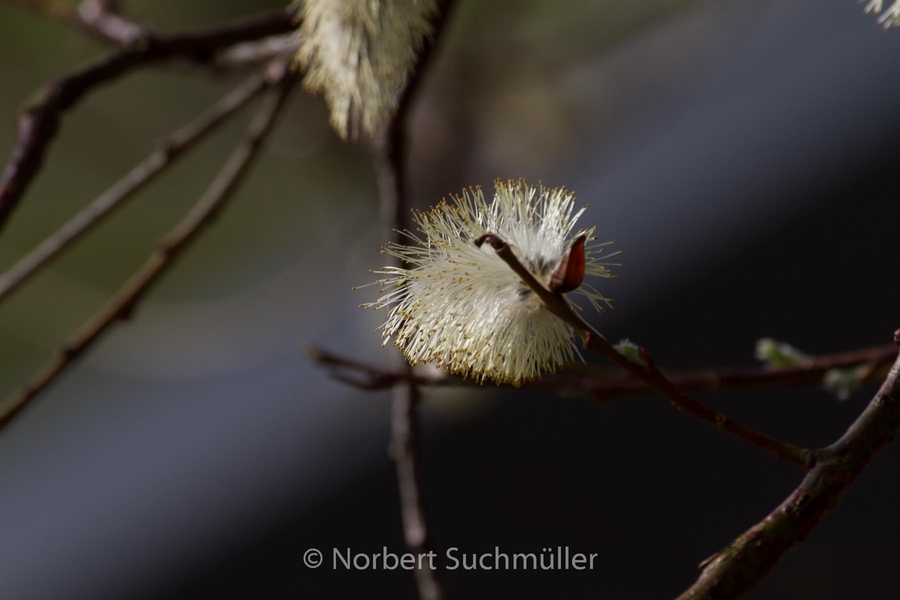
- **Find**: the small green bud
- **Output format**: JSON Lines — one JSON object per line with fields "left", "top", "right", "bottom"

{"left": 823, "top": 367, "right": 864, "bottom": 401}
{"left": 755, "top": 338, "right": 810, "bottom": 368}
{"left": 615, "top": 338, "right": 647, "bottom": 368}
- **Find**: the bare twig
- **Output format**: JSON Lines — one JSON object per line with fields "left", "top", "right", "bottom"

{"left": 677, "top": 340, "right": 900, "bottom": 600}
{"left": 580, "top": 343, "right": 896, "bottom": 398}
{"left": 214, "top": 34, "right": 300, "bottom": 69}
{"left": 375, "top": 114, "right": 444, "bottom": 600}
{"left": 0, "top": 7, "right": 297, "bottom": 235}
{"left": 309, "top": 347, "right": 453, "bottom": 390}
{"left": 5, "top": 0, "right": 297, "bottom": 66}
{"left": 373, "top": 122, "right": 437, "bottom": 581}
{"left": 369, "top": 2, "right": 455, "bottom": 599}
{"left": 75, "top": 0, "right": 146, "bottom": 45}
{"left": 475, "top": 233, "right": 814, "bottom": 470}
{"left": 0, "top": 60, "right": 293, "bottom": 430}
{"left": 0, "top": 72, "right": 268, "bottom": 305}
{"left": 2, "top": 0, "right": 130, "bottom": 33}
{"left": 309, "top": 343, "right": 898, "bottom": 398}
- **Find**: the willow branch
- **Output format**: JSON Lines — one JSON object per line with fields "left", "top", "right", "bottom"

{"left": 0, "top": 60, "right": 293, "bottom": 430}
{"left": 678, "top": 339, "right": 900, "bottom": 600}
{"left": 309, "top": 344, "right": 897, "bottom": 400}
{"left": 581, "top": 343, "right": 894, "bottom": 398}
{"left": 369, "top": 3, "right": 455, "bottom": 600}
{"left": 0, "top": 7, "right": 297, "bottom": 235}
{"left": 5, "top": 0, "right": 298, "bottom": 66}
{"left": 376, "top": 159, "right": 443, "bottom": 599}
{"left": 213, "top": 34, "right": 300, "bottom": 69}
{"left": 0, "top": 72, "right": 268, "bottom": 305}
{"left": 74, "top": 0, "right": 146, "bottom": 45}
{"left": 2, "top": 0, "right": 131, "bottom": 38}
{"left": 475, "top": 233, "right": 813, "bottom": 470}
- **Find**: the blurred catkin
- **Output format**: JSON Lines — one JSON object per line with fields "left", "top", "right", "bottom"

{"left": 293, "top": 0, "right": 439, "bottom": 140}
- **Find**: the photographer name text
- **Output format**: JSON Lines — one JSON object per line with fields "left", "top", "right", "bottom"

{"left": 303, "top": 546, "right": 598, "bottom": 571}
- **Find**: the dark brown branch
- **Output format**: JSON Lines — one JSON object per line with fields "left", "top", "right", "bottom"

{"left": 373, "top": 75, "right": 433, "bottom": 593}
{"left": 475, "top": 233, "right": 813, "bottom": 470}
{"left": 370, "top": 3, "right": 455, "bottom": 600}
{"left": 0, "top": 60, "right": 293, "bottom": 430}
{"left": 309, "top": 343, "right": 898, "bottom": 399}
{"left": 0, "top": 7, "right": 297, "bottom": 235}
{"left": 677, "top": 342, "right": 900, "bottom": 600}
{"left": 0, "top": 72, "right": 268, "bottom": 304}
{"left": 581, "top": 343, "right": 895, "bottom": 398}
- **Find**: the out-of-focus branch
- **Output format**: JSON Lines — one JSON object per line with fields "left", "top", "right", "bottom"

{"left": 373, "top": 125, "right": 440, "bottom": 598}
{"left": 369, "top": 2, "right": 455, "bottom": 600}
{"left": 0, "top": 7, "right": 297, "bottom": 235}
{"left": 214, "top": 34, "right": 300, "bottom": 69}
{"left": 4, "top": 0, "right": 298, "bottom": 67}
{"left": 309, "top": 343, "right": 897, "bottom": 399}
{"left": 476, "top": 233, "right": 813, "bottom": 470}
{"left": 0, "top": 59, "right": 294, "bottom": 430}
{"left": 0, "top": 72, "right": 268, "bottom": 305}
{"left": 4, "top": 0, "right": 145, "bottom": 45}
{"left": 74, "top": 0, "right": 146, "bottom": 45}
{"left": 677, "top": 339, "right": 900, "bottom": 600}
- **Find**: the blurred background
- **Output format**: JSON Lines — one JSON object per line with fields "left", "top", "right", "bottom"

{"left": 1, "top": 0, "right": 899, "bottom": 598}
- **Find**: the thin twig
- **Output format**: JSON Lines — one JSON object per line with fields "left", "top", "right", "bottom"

{"left": 579, "top": 343, "right": 895, "bottom": 398}
{"left": 375, "top": 116, "right": 444, "bottom": 600}
{"left": 475, "top": 233, "right": 814, "bottom": 470}
{"left": 0, "top": 72, "right": 268, "bottom": 304}
{"left": 315, "top": 344, "right": 896, "bottom": 400}
{"left": 214, "top": 34, "right": 300, "bottom": 69}
{"left": 373, "top": 134, "right": 440, "bottom": 599}
{"left": 677, "top": 338, "right": 900, "bottom": 600}
{"left": 6, "top": 0, "right": 298, "bottom": 68}
{"left": 75, "top": 0, "right": 146, "bottom": 45}
{"left": 5, "top": 0, "right": 297, "bottom": 67}
{"left": 309, "top": 344, "right": 897, "bottom": 399}
{"left": 0, "top": 7, "right": 297, "bottom": 234}
{"left": 371, "top": 3, "right": 455, "bottom": 599}
{"left": 2, "top": 0, "right": 131, "bottom": 36}
{"left": 0, "top": 60, "right": 293, "bottom": 430}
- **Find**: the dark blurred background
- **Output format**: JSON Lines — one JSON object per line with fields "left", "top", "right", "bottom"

{"left": 1, "top": 0, "right": 899, "bottom": 598}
